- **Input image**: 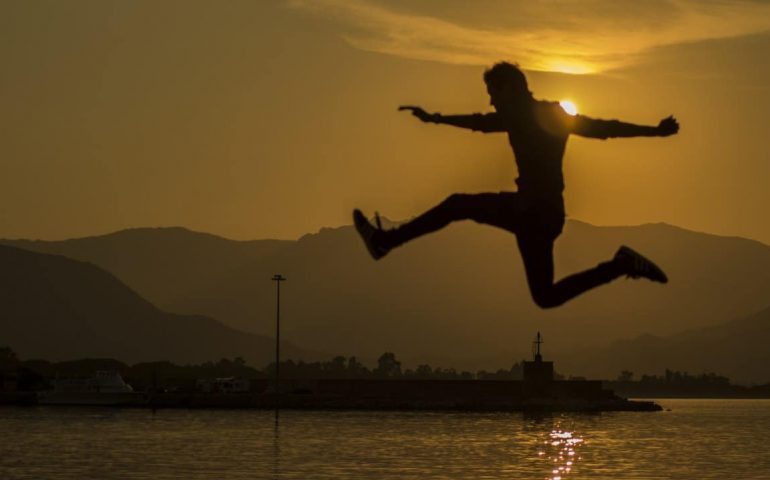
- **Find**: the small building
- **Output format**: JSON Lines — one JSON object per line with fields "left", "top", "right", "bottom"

{"left": 523, "top": 332, "right": 554, "bottom": 396}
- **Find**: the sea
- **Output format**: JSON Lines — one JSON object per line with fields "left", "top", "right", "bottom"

{"left": 1, "top": 399, "right": 769, "bottom": 479}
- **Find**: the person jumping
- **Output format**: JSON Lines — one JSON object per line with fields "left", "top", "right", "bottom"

{"left": 353, "top": 62, "right": 678, "bottom": 309}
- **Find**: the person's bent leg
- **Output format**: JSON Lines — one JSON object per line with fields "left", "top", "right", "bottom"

{"left": 386, "top": 193, "right": 501, "bottom": 249}
{"left": 517, "top": 235, "right": 625, "bottom": 309}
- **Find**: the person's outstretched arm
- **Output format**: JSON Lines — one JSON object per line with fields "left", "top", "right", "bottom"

{"left": 399, "top": 105, "right": 505, "bottom": 133}
{"left": 571, "top": 114, "right": 679, "bottom": 139}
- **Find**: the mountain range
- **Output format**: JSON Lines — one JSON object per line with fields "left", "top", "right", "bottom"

{"left": 557, "top": 305, "right": 770, "bottom": 384}
{"left": 3, "top": 220, "right": 769, "bottom": 382}
{"left": 0, "top": 244, "right": 317, "bottom": 365}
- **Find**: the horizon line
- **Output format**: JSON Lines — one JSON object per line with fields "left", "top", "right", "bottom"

{"left": 1, "top": 219, "right": 768, "bottom": 248}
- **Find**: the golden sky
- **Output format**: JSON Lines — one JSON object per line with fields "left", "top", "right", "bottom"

{"left": 1, "top": 0, "right": 769, "bottom": 243}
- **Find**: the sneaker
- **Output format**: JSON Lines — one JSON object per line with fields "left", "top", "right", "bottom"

{"left": 614, "top": 246, "right": 668, "bottom": 283}
{"left": 353, "top": 209, "right": 390, "bottom": 260}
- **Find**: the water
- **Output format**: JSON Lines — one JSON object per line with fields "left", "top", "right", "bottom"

{"left": 1, "top": 399, "right": 769, "bottom": 479}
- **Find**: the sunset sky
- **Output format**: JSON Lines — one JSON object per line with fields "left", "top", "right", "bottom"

{"left": 2, "top": 0, "right": 769, "bottom": 243}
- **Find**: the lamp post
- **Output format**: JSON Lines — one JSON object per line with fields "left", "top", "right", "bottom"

{"left": 271, "top": 274, "right": 286, "bottom": 395}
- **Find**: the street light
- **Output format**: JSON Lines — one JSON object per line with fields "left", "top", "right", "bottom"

{"left": 271, "top": 274, "right": 286, "bottom": 394}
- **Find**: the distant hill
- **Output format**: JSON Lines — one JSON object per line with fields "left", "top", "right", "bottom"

{"left": 1, "top": 227, "right": 292, "bottom": 320}
{"left": 0, "top": 245, "right": 318, "bottom": 365}
{"left": 555, "top": 305, "right": 770, "bottom": 384}
{"left": 4, "top": 221, "right": 770, "bottom": 377}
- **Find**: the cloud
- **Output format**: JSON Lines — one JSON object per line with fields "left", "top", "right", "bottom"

{"left": 288, "top": 0, "right": 770, "bottom": 74}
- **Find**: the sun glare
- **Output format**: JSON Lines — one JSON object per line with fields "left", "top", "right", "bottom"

{"left": 559, "top": 100, "right": 578, "bottom": 116}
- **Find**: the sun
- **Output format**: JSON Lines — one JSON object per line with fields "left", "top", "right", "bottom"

{"left": 559, "top": 100, "right": 578, "bottom": 116}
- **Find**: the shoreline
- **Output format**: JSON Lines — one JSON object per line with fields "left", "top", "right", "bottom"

{"left": 1, "top": 391, "right": 661, "bottom": 412}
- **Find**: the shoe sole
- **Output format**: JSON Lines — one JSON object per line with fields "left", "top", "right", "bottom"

{"left": 353, "top": 209, "right": 385, "bottom": 260}
{"left": 619, "top": 246, "right": 668, "bottom": 283}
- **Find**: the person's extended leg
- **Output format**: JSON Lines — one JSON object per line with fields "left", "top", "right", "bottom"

{"left": 388, "top": 193, "right": 505, "bottom": 247}
{"left": 517, "top": 236, "right": 668, "bottom": 309}
{"left": 354, "top": 193, "right": 506, "bottom": 259}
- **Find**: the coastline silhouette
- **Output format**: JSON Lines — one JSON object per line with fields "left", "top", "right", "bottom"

{"left": 354, "top": 62, "right": 679, "bottom": 308}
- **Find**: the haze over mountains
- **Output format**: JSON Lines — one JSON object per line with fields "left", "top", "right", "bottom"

{"left": 559, "top": 305, "right": 770, "bottom": 384}
{"left": 3, "top": 220, "right": 769, "bottom": 382}
{"left": 0, "top": 245, "right": 316, "bottom": 366}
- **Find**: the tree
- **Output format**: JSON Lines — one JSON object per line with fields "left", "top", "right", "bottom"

{"left": 374, "top": 352, "right": 402, "bottom": 378}
{"left": 617, "top": 370, "right": 634, "bottom": 382}
{"left": 415, "top": 364, "right": 433, "bottom": 379}
{"left": 346, "top": 356, "right": 368, "bottom": 377}
{"left": 325, "top": 356, "right": 348, "bottom": 377}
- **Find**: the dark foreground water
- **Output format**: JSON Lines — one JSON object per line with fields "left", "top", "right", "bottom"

{"left": 1, "top": 399, "right": 769, "bottom": 479}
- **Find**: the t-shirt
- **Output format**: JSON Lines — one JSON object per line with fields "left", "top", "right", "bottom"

{"left": 463, "top": 100, "right": 622, "bottom": 202}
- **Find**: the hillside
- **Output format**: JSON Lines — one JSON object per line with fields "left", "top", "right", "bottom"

{"left": 2, "top": 227, "right": 292, "bottom": 318}
{"left": 4, "top": 221, "right": 770, "bottom": 373}
{"left": 555, "top": 305, "right": 770, "bottom": 384}
{"left": 0, "top": 245, "right": 317, "bottom": 365}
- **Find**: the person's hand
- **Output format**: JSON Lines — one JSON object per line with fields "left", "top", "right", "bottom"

{"left": 656, "top": 115, "right": 679, "bottom": 136}
{"left": 399, "top": 105, "right": 437, "bottom": 123}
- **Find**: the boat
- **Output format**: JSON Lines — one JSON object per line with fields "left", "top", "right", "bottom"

{"left": 37, "top": 371, "right": 146, "bottom": 406}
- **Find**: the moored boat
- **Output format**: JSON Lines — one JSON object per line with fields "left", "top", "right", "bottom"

{"left": 37, "top": 371, "right": 146, "bottom": 406}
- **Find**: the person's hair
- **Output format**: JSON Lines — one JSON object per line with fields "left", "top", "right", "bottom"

{"left": 483, "top": 62, "right": 530, "bottom": 95}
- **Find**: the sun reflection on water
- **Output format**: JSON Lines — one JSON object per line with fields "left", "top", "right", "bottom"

{"left": 538, "top": 425, "right": 584, "bottom": 480}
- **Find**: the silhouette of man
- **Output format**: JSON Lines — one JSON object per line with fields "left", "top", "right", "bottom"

{"left": 354, "top": 62, "right": 678, "bottom": 308}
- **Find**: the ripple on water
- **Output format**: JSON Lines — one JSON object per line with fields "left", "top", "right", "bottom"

{"left": 0, "top": 400, "right": 769, "bottom": 479}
